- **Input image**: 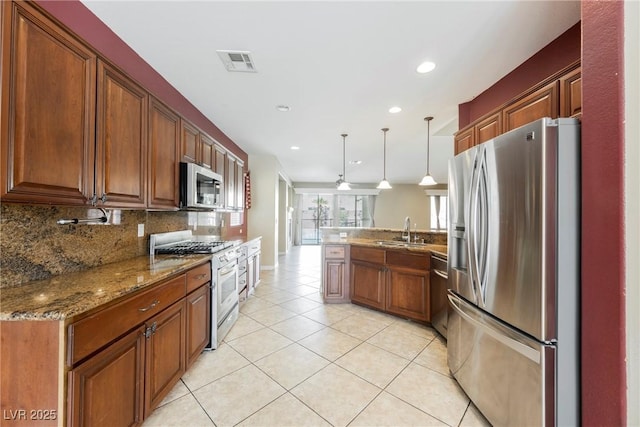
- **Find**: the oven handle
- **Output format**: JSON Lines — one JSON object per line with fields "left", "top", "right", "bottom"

{"left": 219, "top": 264, "right": 237, "bottom": 278}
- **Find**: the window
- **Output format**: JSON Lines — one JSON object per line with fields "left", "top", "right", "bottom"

{"left": 300, "top": 193, "right": 372, "bottom": 244}
{"left": 430, "top": 195, "right": 448, "bottom": 230}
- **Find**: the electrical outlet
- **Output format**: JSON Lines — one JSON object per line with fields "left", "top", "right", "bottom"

{"left": 137, "top": 224, "right": 144, "bottom": 237}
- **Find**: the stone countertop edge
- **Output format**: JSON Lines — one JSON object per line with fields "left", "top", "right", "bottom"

{"left": 0, "top": 254, "right": 212, "bottom": 322}
{"left": 324, "top": 238, "right": 448, "bottom": 258}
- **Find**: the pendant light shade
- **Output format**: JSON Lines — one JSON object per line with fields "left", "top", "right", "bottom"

{"left": 336, "top": 133, "right": 351, "bottom": 190}
{"left": 377, "top": 128, "right": 392, "bottom": 189}
{"left": 419, "top": 116, "right": 437, "bottom": 186}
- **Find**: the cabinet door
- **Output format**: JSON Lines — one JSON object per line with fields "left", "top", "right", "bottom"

{"left": 454, "top": 127, "right": 474, "bottom": 155}
{"left": 560, "top": 67, "right": 582, "bottom": 118}
{"left": 1, "top": 1, "right": 96, "bottom": 205}
{"left": 386, "top": 266, "right": 430, "bottom": 322}
{"left": 475, "top": 112, "right": 502, "bottom": 145}
{"left": 200, "top": 134, "right": 214, "bottom": 169}
{"left": 186, "top": 284, "right": 211, "bottom": 369}
{"left": 236, "top": 161, "right": 245, "bottom": 210}
{"left": 350, "top": 260, "right": 385, "bottom": 310}
{"left": 144, "top": 299, "right": 186, "bottom": 416}
{"left": 95, "top": 60, "right": 147, "bottom": 208}
{"left": 226, "top": 156, "right": 236, "bottom": 209}
{"left": 148, "top": 97, "right": 180, "bottom": 209}
{"left": 325, "top": 260, "right": 348, "bottom": 301}
{"left": 68, "top": 326, "right": 145, "bottom": 427}
{"left": 503, "top": 81, "right": 559, "bottom": 132}
{"left": 180, "top": 119, "right": 199, "bottom": 164}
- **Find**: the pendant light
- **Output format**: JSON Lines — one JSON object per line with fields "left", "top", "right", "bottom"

{"left": 419, "top": 116, "right": 437, "bottom": 186}
{"left": 377, "top": 128, "right": 392, "bottom": 189}
{"left": 336, "top": 133, "right": 351, "bottom": 190}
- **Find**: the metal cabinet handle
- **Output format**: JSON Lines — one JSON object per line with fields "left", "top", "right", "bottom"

{"left": 138, "top": 300, "right": 160, "bottom": 312}
{"left": 100, "top": 193, "right": 107, "bottom": 203}
{"left": 194, "top": 273, "right": 208, "bottom": 280}
{"left": 434, "top": 269, "right": 448, "bottom": 279}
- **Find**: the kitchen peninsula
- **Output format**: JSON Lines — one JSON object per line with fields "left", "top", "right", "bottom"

{"left": 320, "top": 227, "right": 447, "bottom": 325}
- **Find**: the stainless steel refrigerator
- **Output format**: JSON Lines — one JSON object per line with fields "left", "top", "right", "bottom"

{"left": 447, "top": 118, "right": 580, "bottom": 426}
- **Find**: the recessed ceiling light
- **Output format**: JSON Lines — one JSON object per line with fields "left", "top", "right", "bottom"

{"left": 416, "top": 61, "right": 436, "bottom": 74}
{"left": 276, "top": 105, "right": 290, "bottom": 112}
{"left": 290, "top": 146, "right": 300, "bottom": 150}
{"left": 388, "top": 106, "right": 402, "bottom": 114}
{"left": 349, "top": 160, "right": 362, "bottom": 165}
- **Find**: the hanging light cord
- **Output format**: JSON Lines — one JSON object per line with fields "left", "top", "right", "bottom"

{"left": 425, "top": 116, "right": 433, "bottom": 175}
{"left": 341, "top": 133, "right": 348, "bottom": 180}
{"left": 382, "top": 128, "right": 389, "bottom": 179}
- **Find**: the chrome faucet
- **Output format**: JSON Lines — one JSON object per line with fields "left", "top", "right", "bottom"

{"left": 402, "top": 216, "right": 411, "bottom": 242}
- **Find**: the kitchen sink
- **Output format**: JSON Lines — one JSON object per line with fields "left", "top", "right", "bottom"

{"left": 375, "top": 240, "right": 430, "bottom": 248}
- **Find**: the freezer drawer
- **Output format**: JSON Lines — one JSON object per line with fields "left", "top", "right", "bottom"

{"left": 447, "top": 292, "right": 556, "bottom": 426}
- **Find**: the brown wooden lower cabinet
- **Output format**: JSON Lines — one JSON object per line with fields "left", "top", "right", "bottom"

{"left": 144, "top": 300, "right": 186, "bottom": 417}
{"left": 186, "top": 284, "right": 211, "bottom": 369}
{"left": 64, "top": 262, "right": 211, "bottom": 426}
{"left": 386, "top": 266, "right": 430, "bottom": 322}
{"left": 350, "top": 245, "right": 431, "bottom": 323}
{"left": 350, "top": 260, "right": 386, "bottom": 310}
{"left": 68, "top": 326, "right": 146, "bottom": 427}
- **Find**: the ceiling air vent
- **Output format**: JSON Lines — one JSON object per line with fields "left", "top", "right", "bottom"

{"left": 216, "top": 50, "right": 257, "bottom": 73}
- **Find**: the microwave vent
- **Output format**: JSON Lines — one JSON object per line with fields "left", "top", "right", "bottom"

{"left": 216, "top": 50, "right": 257, "bottom": 73}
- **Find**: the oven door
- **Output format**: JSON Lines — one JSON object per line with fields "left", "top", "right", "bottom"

{"left": 217, "top": 259, "right": 239, "bottom": 324}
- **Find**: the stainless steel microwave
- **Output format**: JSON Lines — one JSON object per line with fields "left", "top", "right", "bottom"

{"left": 179, "top": 162, "right": 223, "bottom": 210}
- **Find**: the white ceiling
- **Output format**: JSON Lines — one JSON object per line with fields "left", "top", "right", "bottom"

{"left": 81, "top": 1, "right": 580, "bottom": 186}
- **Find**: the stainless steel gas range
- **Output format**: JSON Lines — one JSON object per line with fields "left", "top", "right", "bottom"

{"left": 150, "top": 230, "right": 241, "bottom": 350}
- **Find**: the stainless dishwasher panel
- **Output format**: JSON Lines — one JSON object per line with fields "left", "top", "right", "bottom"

{"left": 430, "top": 253, "right": 448, "bottom": 338}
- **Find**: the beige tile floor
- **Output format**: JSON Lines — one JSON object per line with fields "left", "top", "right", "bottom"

{"left": 142, "top": 246, "right": 492, "bottom": 427}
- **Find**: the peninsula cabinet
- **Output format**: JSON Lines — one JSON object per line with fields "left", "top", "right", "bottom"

{"left": 350, "top": 246, "right": 386, "bottom": 310}
{"left": 322, "top": 244, "right": 350, "bottom": 303}
{"left": 148, "top": 97, "right": 180, "bottom": 209}
{"left": 385, "top": 251, "right": 430, "bottom": 322}
{"left": 1, "top": 0, "right": 97, "bottom": 205}
{"left": 350, "top": 246, "right": 431, "bottom": 323}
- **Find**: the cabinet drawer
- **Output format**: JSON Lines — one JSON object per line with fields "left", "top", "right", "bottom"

{"left": 350, "top": 246, "right": 385, "bottom": 263}
{"left": 324, "top": 245, "right": 346, "bottom": 259}
{"left": 386, "top": 251, "right": 430, "bottom": 271}
{"left": 247, "top": 241, "right": 261, "bottom": 257}
{"left": 68, "top": 274, "right": 186, "bottom": 366}
{"left": 186, "top": 262, "right": 211, "bottom": 294}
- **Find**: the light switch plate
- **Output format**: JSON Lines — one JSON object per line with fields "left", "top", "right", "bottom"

{"left": 339, "top": 232, "right": 347, "bottom": 238}
{"left": 137, "top": 224, "right": 144, "bottom": 237}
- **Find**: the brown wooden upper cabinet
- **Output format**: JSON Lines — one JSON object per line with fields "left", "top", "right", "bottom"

{"left": 180, "top": 119, "right": 200, "bottom": 164}
{"left": 96, "top": 60, "right": 148, "bottom": 208}
{"left": 1, "top": 1, "right": 97, "bottom": 205}
{"left": 502, "top": 80, "right": 559, "bottom": 132}
{"left": 560, "top": 67, "right": 582, "bottom": 119}
{"left": 453, "top": 63, "right": 581, "bottom": 156}
{"left": 199, "top": 134, "right": 214, "bottom": 170}
{"left": 476, "top": 112, "right": 502, "bottom": 145}
{"left": 148, "top": 97, "right": 180, "bottom": 209}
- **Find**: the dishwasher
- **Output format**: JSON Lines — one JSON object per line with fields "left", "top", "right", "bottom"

{"left": 430, "top": 253, "right": 448, "bottom": 338}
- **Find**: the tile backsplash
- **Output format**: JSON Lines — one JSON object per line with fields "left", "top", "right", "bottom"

{"left": 0, "top": 204, "right": 222, "bottom": 288}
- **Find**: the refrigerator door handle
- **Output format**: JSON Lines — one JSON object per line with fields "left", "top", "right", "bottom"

{"left": 476, "top": 153, "right": 490, "bottom": 305}
{"left": 467, "top": 148, "right": 483, "bottom": 303}
{"left": 448, "top": 292, "right": 542, "bottom": 364}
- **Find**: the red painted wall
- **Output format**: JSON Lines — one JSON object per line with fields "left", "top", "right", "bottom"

{"left": 458, "top": 23, "right": 581, "bottom": 128}
{"left": 581, "top": 1, "right": 626, "bottom": 425}
{"left": 33, "top": 0, "right": 247, "bottom": 165}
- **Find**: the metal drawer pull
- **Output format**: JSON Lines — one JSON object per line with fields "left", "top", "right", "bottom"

{"left": 138, "top": 300, "right": 160, "bottom": 312}
{"left": 194, "top": 273, "right": 208, "bottom": 280}
{"left": 434, "top": 269, "right": 448, "bottom": 279}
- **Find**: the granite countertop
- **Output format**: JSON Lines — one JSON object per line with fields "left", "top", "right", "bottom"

{"left": 0, "top": 254, "right": 211, "bottom": 321}
{"left": 325, "top": 237, "right": 448, "bottom": 258}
